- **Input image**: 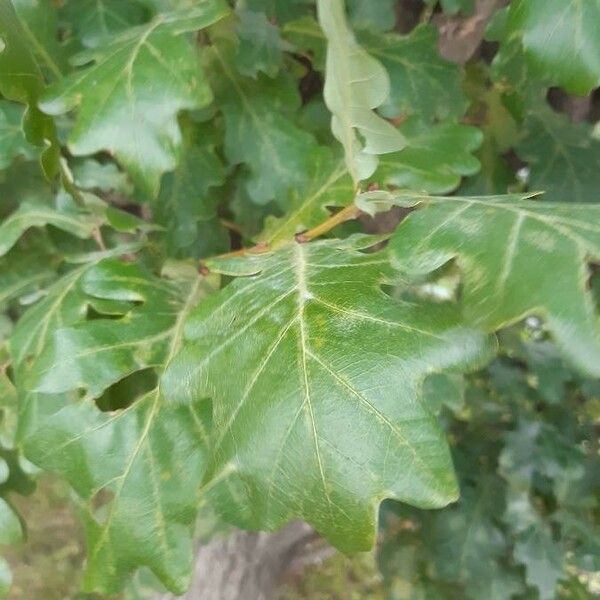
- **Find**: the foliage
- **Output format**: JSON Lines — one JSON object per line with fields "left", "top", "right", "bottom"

{"left": 0, "top": 0, "right": 598, "bottom": 598}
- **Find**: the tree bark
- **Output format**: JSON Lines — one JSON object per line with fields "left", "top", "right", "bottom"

{"left": 157, "top": 523, "right": 332, "bottom": 600}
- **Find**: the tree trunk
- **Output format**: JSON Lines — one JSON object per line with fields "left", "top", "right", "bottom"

{"left": 157, "top": 523, "right": 333, "bottom": 600}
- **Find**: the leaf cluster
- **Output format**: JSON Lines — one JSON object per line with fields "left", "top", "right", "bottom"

{"left": 0, "top": 0, "right": 598, "bottom": 598}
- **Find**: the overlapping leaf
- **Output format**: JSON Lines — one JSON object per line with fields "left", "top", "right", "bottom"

{"left": 347, "top": 0, "right": 396, "bottom": 32}
{"left": 516, "top": 104, "right": 600, "bottom": 203}
{"left": 0, "top": 0, "right": 58, "bottom": 176}
{"left": 283, "top": 19, "right": 468, "bottom": 123}
{"left": 360, "top": 192, "right": 600, "bottom": 376}
{"left": 62, "top": 0, "right": 149, "bottom": 48}
{"left": 162, "top": 238, "right": 493, "bottom": 551}
{"left": 21, "top": 259, "right": 212, "bottom": 594}
{"left": 0, "top": 497, "right": 21, "bottom": 600}
{"left": 154, "top": 120, "right": 228, "bottom": 257}
{"left": 514, "top": 521, "right": 565, "bottom": 599}
{"left": 209, "top": 41, "right": 318, "bottom": 205}
{"left": 0, "top": 101, "right": 36, "bottom": 169}
{"left": 360, "top": 25, "right": 468, "bottom": 122}
{"left": 39, "top": 0, "right": 230, "bottom": 196}
{"left": 373, "top": 119, "right": 482, "bottom": 194}
{"left": 11, "top": 0, "right": 65, "bottom": 76}
{"left": 316, "top": 0, "right": 405, "bottom": 182}
{"left": 257, "top": 149, "right": 353, "bottom": 247}
{"left": 0, "top": 201, "right": 103, "bottom": 257}
{"left": 235, "top": 7, "right": 289, "bottom": 78}
{"left": 496, "top": 0, "right": 600, "bottom": 95}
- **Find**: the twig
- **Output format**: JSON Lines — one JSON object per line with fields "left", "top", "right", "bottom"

{"left": 199, "top": 203, "right": 363, "bottom": 273}
{"left": 295, "top": 204, "right": 361, "bottom": 243}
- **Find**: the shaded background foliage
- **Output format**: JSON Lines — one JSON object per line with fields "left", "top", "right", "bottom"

{"left": 0, "top": 0, "right": 598, "bottom": 598}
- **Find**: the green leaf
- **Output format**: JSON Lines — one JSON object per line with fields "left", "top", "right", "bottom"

{"left": 209, "top": 41, "right": 318, "bottom": 205}
{"left": 9, "top": 247, "right": 136, "bottom": 369}
{"left": 162, "top": 239, "right": 493, "bottom": 552}
{"left": 283, "top": 20, "right": 468, "bottom": 124}
{"left": 425, "top": 0, "right": 475, "bottom": 16}
{"left": 63, "top": 0, "right": 149, "bottom": 48}
{"left": 498, "top": 0, "right": 600, "bottom": 95}
{"left": 423, "top": 373, "right": 465, "bottom": 414}
{"left": 0, "top": 557, "right": 11, "bottom": 599}
{"left": 283, "top": 16, "right": 328, "bottom": 70}
{"left": 0, "top": 246, "right": 56, "bottom": 309}
{"left": 516, "top": 104, "right": 600, "bottom": 203}
{"left": 39, "top": 1, "right": 230, "bottom": 197}
{"left": 347, "top": 0, "right": 396, "bottom": 32}
{"left": 374, "top": 192, "right": 600, "bottom": 377}
{"left": 373, "top": 119, "right": 482, "bottom": 194}
{"left": 72, "top": 158, "right": 133, "bottom": 196}
{"left": 235, "top": 7, "right": 288, "bottom": 78}
{"left": 359, "top": 25, "right": 469, "bottom": 123}
{"left": 11, "top": 0, "right": 65, "bottom": 77}
{"left": 0, "top": 0, "right": 58, "bottom": 176}
{"left": 514, "top": 522, "right": 564, "bottom": 600}
{"left": 316, "top": 0, "right": 405, "bottom": 183}
{"left": 154, "top": 120, "right": 228, "bottom": 257}
{"left": 0, "top": 201, "right": 102, "bottom": 257}
{"left": 257, "top": 149, "right": 353, "bottom": 248}
{"left": 429, "top": 478, "right": 510, "bottom": 586}
{"left": 0, "top": 498, "right": 21, "bottom": 545}
{"left": 22, "top": 260, "right": 212, "bottom": 594}
{"left": 244, "top": 0, "right": 313, "bottom": 23}
{"left": 0, "top": 101, "right": 37, "bottom": 169}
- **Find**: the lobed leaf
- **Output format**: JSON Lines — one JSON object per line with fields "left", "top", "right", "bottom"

{"left": 62, "top": 0, "right": 149, "bottom": 48}
{"left": 516, "top": 104, "right": 600, "bottom": 203}
{"left": 361, "top": 192, "right": 600, "bottom": 376}
{"left": 497, "top": 0, "right": 600, "bottom": 95}
{"left": 360, "top": 25, "right": 468, "bottom": 123}
{"left": 0, "top": 101, "right": 37, "bottom": 169}
{"left": 316, "top": 0, "right": 405, "bottom": 183}
{"left": 162, "top": 239, "right": 493, "bottom": 552}
{"left": 0, "top": 0, "right": 58, "bottom": 176}
{"left": 209, "top": 41, "right": 319, "bottom": 205}
{"left": 0, "top": 202, "right": 103, "bottom": 257}
{"left": 373, "top": 118, "right": 482, "bottom": 194}
{"left": 39, "top": 0, "right": 230, "bottom": 197}
{"left": 153, "top": 120, "right": 228, "bottom": 257}
{"left": 257, "top": 149, "right": 353, "bottom": 248}
{"left": 22, "top": 260, "right": 213, "bottom": 594}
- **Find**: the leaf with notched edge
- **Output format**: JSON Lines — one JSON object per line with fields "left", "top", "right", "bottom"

{"left": 0, "top": 101, "right": 37, "bottom": 169}
{"left": 22, "top": 260, "right": 213, "bottom": 594}
{"left": 284, "top": 20, "right": 468, "bottom": 124}
{"left": 496, "top": 0, "right": 600, "bottom": 95}
{"left": 162, "top": 238, "right": 493, "bottom": 552}
{"left": 0, "top": 0, "right": 59, "bottom": 177}
{"left": 39, "top": 1, "right": 230, "bottom": 197}
{"left": 360, "top": 25, "right": 468, "bottom": 123}
{"left": 0, "top": 202, "right": 103, "bottom": 257}
{"left": 361, "top": 191, "right": 600, "bottom": 376}
{"left": 317, "top": 0, "right": 405, "bottom": 183}
{"left": 62, "top": 0, "right": 149, "bottom": 48}
{"left": 209, "top": 41, "right": 319, "bottom": 206}
{"left": 373, "top": 119, "right": 482, "bottom": 194}
{"left": 516, "top": 104, "right": 600, "bottom": 204}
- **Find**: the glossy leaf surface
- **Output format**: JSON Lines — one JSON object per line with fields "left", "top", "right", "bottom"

{"left": 39, "top": 1, "right": 229, "bottom": 196}
{"left": 163, "top": 239, "right": 493, "bottom": 551}
{"left": 369, "top": 192, "right": 600, "bottom": 376}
